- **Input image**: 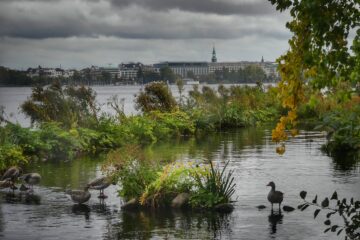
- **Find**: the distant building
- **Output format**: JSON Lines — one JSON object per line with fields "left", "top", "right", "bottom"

{"left": 211, "top": 46, "right": 217, "bottom": 63}
{"left": 154, "top": 62, "right": 209, "bottom": 78}
{"left": 119, "top": 62, "right": 143, "bottom": 81}
{"left": 26, "top": 66, "right": 66, "bottom": 78}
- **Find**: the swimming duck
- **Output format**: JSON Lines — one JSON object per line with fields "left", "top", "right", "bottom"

{"left": 20, "top": 173, "right": 41, "bottom": 190}
{"left": 87, "top": 176, "right": 113, "bottom": 198}
{"left": 66, "top": 186, "right": 91, "bottom": 204}
{"left": 267, "top": 181, "right": 284, "bottom": 210}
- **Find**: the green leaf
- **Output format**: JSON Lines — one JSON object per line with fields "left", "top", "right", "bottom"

{"left": 324, "top": 220, "right": 331, "bottom": 225}
{"left": 312, "top": 195, "right": 318, "bottom": 204}
{"left": 301, "top": 204, "right": 309, "bottom": 211}
{"left": 330, "top": 191, "right": 338, "bottom": 200}
{"left": 314, "top": 209, "right": 321, "bottom": 219}
{"left": 300, "top": 191, "right": 307, "bottom": 199}
{"left": 337, "top": 229, "right": 343, "bottom": 236}
{"left": 324, "top": 227, "right": 331, "bottom": 233}
{"left": 321, "top": 198, "right": 329, "bottom": 208}
{"left": 331, "top": 225, "right": 338, "bottom": 232}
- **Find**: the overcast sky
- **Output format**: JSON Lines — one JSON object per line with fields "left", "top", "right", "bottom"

{"left": 0, "top": 0, "right": 291, "bottom": 69}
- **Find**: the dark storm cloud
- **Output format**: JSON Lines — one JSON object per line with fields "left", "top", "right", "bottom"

{"left": 109, "top": 0, "right": 274, "bottom": 15}
{"left": 0, "top": 0, "right": 288, "bottom": 40}
{"left": 0, "top": 0, "right": 284, "bottom": 39}
{"left": 0, "top": 0, "right": 291, "bottom": 68}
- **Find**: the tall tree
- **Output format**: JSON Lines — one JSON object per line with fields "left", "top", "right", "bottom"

{"left": 269, "top": 0, "right": 360, "bottom": 143}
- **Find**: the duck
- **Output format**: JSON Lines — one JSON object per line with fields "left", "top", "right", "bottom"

{"left": 1, "top": 166, "right": 22, "bottom": 181}
{"left": 20, "top": 173, "right": 41, "bottom": 190}
{"left": 87, "top": 176, "right": 114, "bottom": 199}
{"left": 266, "top": 181, "right": 284, "bottom": 210}
{"left": 66, "top": 186, "right": 91, "bottom": 204}
{"left": 0, "top": 178, "right": 15, "bottom": 190}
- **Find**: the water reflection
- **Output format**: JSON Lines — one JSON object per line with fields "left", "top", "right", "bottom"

{"left": 268, "top": 209, "right": 283, "bottom": 235}
{"left": 72, "top": 204, "right": 91, "bottom": 221}
{"left": 104, "top": 209, "right": 232, "bottom": 240}
{"left": 0, "top": 128, "right": 358, "bottom": 239}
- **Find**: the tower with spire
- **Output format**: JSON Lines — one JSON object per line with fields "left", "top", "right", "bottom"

{"left": 211, "top": 46, "right": 217, "bottom": 63}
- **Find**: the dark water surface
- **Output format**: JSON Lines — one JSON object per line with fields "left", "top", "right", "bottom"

{"left": 0, "top": 128, "right": 359, "bottom": 240}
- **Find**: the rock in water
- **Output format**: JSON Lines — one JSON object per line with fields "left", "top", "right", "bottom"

{"left": 256, "top": 205, "right": 266, "bottom": 210}
{"left": 171, "top": 193, "right": 190, "bottom": 208}
{"left": 214, "top": 203, "right": 234, "bottom": 213}
{"left": 121, "top": 198, "right": 139, "bottom": 210}
{"left": 283, "top": 205, "right": 295, "bottom": 212}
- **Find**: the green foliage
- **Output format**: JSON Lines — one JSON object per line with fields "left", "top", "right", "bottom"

{"left": 190, "top": 160, "right": 236, "bottom": 208}
{"left": 318, "top": 104, "right": 360, "bottom": 156}
{"left": 103, "top": 146, "right": 160, "bottom": 200}
{"left": 0, "top": 143, "right": 28, "bottom": 172}
{"left": 184, "top": 85, "right": 281, "bottom": 129}
{"left": 135, "top": 81, "right": 178, "bottom": 113}
{"left": 269, "top": 0, "right": 360, "bottom": 89}
{"left": 0, "top": 66, "right": 32, "bottom": 86}
{"left": 140, "top": 162, "right": 205, "bottom": 207}
{"left": 299, "top": 191, "right": 360, "bottom": 240}
{"left": 21, "top": 81, "right": 99, "bottom": 128}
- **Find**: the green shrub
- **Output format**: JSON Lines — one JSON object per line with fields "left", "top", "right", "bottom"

{"left": 103, "top": 146, "right": 160, "bottom": 200}
{"left": 135, "top": 82, "right": 177, "bottom": 113}
{"left": 139, "top": 162, "right": 206, "bottom": 207}
{"left": 190, "top": 160, "right": 236, "bottom": 208}
{"left": 0, "top": 143, "right": 27, "bottom": 172}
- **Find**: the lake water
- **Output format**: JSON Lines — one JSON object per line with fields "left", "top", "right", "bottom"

{"left": 0, "top": 86, "right": 359, "bottom": 240}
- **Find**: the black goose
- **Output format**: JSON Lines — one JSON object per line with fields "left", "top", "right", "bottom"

{"left": 267, "top": 181, "right": 284, "bottom": 210}
{"left": 87, "top": 177, "right": 113, "bottom": 198}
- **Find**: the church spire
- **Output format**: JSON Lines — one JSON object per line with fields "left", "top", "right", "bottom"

{"left": 261, "top": 56, "right": 264, "bottom": 63}
{"left": 211, "top": 45, "right": 217, "bottom": 63}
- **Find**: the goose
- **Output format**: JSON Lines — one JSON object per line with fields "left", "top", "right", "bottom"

{"left": 20, "top": 173, "right": 41, "bottom": 190}
{"left": 87, "top": 176, "right": 114, "bottom": 198}
{"left": 267, "top": 181, "right": 284, "bottom": 210}
{"left": 66, "top": 186, "right": 91, "bottom": 204}
{"left": 1, "top": 166, "right": 22, "bottom": 181}
{"left": 0, "top": 178, "right": 15, "bottom": 190}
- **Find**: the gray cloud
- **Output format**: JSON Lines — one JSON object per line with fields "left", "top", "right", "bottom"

{"left": 0, "top": 0, "right": 289, "bottom": 40}
{"left": 109, "top": 0, "right": 274, "bottom": 15}
{"left": 0, "top": 0, "right": 291, "bottom": 68}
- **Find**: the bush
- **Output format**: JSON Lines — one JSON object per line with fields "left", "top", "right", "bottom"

{"left": 139, "top": 162, "right": 206, "bottom": 207}
{"left": 135, "top": 82, "right": 177, "bottom": 113}
{"left": 190, "top": 160, "right": 236, "bottom": 208}
{"left": 0, "top": 143, "right": 28, "bottom": 172}
{"left": 21, "top": 81, "right": 99, "bottom": 128}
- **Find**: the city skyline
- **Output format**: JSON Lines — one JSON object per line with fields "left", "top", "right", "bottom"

{"left": 0, "top": 0, "right": 291, "bottom": 69}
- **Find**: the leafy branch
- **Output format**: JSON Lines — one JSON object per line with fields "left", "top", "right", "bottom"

{"left": 299, "top": 190, "right": 360, "bottom": 239}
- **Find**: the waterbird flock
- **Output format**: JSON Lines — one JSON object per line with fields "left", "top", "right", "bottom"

{"left": 1, "top": 166, "right": 291, "bottom": 213}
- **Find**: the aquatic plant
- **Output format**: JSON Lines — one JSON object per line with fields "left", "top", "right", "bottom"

{"left": 190, "top": 160, "right": 236, "bottom": 208}
{"left": 299, "top": 190, "right": 360, "bottom": 240}
{"left": 140, "top": 162, "right": 205, "bottom": 207}
{"left": 103, "top": 146, "right": 160, "bottom": 200}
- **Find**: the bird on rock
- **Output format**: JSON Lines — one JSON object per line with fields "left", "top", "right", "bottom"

{"left": 0, "top": 178, "right": 15, "bottom": 191}
{"left": 1, "top": 166, "right": 22, "bottom": 182}
{"left": 266, "top": 181, "right": 284, "bottom": 210}
{"left": 20, "top": 173, "right": 41, "bottom": 191}
{"left": 87, "top": 176, "right": 114, "bottom": 199}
